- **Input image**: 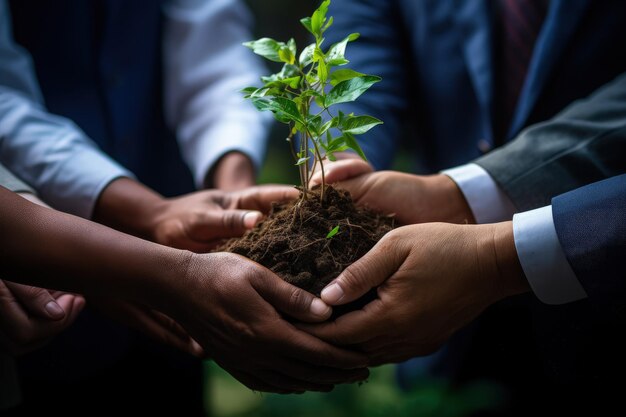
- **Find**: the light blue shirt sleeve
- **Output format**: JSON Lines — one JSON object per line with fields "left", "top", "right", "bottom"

{"left": 444, "top": 163, "right": 587, "bottom": 305}
{"left": 513, "top": 206, "right": 588, "bottom": 305}
{"left": 0, "top": 0, "right": 134, "bottom": 219}
{"left": 443, "top": 163, "right": 518, "bottom": 223}
{"left": 162, "top": 0, "right": 271, "bottom": 188}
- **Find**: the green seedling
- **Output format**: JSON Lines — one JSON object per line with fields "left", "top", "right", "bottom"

{"left": 326, "top": 225, "right": 340, "bottom": 239}
{"left": 243, "top": 0, "right": 383, "bottom": 202}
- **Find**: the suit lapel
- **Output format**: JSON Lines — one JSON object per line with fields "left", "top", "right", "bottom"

{"left": 509, "top": 0, "right": 592, "bottom": 138}
{"left": 454, "top": 0, "right": 495, "bottom": 142}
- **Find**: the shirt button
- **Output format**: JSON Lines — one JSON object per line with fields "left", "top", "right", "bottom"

{"left": 477, "top": 139, "right": 492, "bottom": 154}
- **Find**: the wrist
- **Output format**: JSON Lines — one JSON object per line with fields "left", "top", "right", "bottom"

{"left": 425, "top": 174, "right": 476, "bottom": 224}
{"left": 144, "top": 249, "right": 196, "bottom": 311}
{"left": 93, "top": 177, "right": 166, "bottom": 241}
{"left": 204, "top": 152, "right": 255, "bottom": 191}
{"left": 488, "top": 222, "right": 530, "bottom": 301}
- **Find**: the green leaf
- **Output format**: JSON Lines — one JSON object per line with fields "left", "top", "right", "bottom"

{"left": 311, "top": 0, "right": 331, "bottom": 37}
{"left": 317, "top": 58, "right": 329, "bottom": 85}
{"left": 243, "top": 38, "right": 284, "bottom": 63}
{"left": 299, "top": 43, "right": 316, "bottom": 66}
{"left": 278, "top": 48, "right": 295, "bottom": 65}
{"left": 341, "top": 115, "right": 383, "bottom": 135}
{"left": 326, "top": 33, "right": 359, "bottom": 67}
{"left": 251, "top": 97, "right": 304, "bottom": 124}
{"left": 306, "top": 115, "right": 324, "bottom": 136}
{"left": 330, "top": 69, "right": 365, "bottom": 86}
{"left": 322, "top": 16, "right": 334, "bottom": 32}
{"left": 326, "top": 225, "right": 340, "bottom": 239}
{"left": 324, "top": 75, "right": 381, "bottom": 107}
{"left": 301, "top": 17, "right": 313, "bottom": 35}
{"left": 278, "top": 38, "right": 297, "bottom": 65}
{"left": 343, "top": 132, "right": 368, "bottom": 161}
{"left": 261, "top": 64, "right": 299, "bottom": 84}
{"left": 296, "top": 156, "right": 311, "bottom": 166}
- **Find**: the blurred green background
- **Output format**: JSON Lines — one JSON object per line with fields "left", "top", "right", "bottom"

{"left": 203, "top": 1, "right": 503, "bottom": 416}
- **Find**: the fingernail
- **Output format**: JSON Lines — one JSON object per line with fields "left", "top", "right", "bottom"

{"left": 243, "top": 212, "right": 262, "bottom": 228}
{"left": 321, "top": 283, "right": 344, "bottom": 304}
{"left": 45, "top": 301, "right": 65, "bottom": 319}
{"left": 310, "top": 298, "right": 331, "bottom": 317}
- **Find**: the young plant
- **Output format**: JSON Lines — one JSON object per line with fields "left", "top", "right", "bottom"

{"left": 243, "top": 0, "right": 382, "bottom": 202}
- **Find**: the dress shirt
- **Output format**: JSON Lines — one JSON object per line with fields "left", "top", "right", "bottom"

{"left": 444, "top": 163, "right": 587, "bottom": 305}
{"left": 0, "top": 0, "right": 133, "bottom": 218}
{"left": 163, "top": 0, "right": 270, "bottom": 187}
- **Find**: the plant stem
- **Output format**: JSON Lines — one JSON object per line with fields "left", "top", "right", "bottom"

{"left": 309, "top": 132, "right": 327, "bottom": 203}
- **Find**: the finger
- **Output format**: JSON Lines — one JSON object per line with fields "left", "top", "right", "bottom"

{"left": 267, "top": 357, "right": 370, "bottom": 386}
{"left": 296, "top": 298, "right": 388, "bottom": 346}
{"left": 269, "top": 323, "right": 370, "bottom": 370}
{"left": 149, "top": 310, "right": 205, "bottom": 358}
{"left": 20, "top": 294, "right": 85, "bottom": 344}
{"left": 4, "top": 281, "right": 66, "bottom": 320}
{"left": 320, "top": 235, "right": 407, "bottom": 306}
{"left": 237, "top": 185, "right": 300, "bottom": 213}
{"left": 250, "top": 269, "right": 332, "bottom": 323}
{"left": 227, "top": 369, "right": 299, "bottom": 394}
{"left": 0, "top": 280, "right": 28, "bottom": 330}
{"left": 109, "top": 302, "right": 204, "bottom": 358}
{"left": 363, "top": 341, "right": 442, "bottom": 366}
{"left": 197, "top": 210, "right": 263, "bottom": 241}
{"left": 310, "top": 159, "right": 373, "bottom": 187}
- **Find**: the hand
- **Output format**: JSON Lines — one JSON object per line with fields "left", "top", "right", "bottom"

{"left": 0, "top": 280, "right": 85, "bottom": 356}
{"left": 298, "top": 222, "right": 529, "bottom": 366}
{"left": 157, "top": 252, "right": 370, "bottom": 394}
{"left": 150, "top": 185, "right": 299, "bottom": 252}
{"left": 207, "top": 152, "right": 256, "bottom": 191}
{"left": 89, "top": 298, "right": 204, "bottom": 358}
{"left": 311, "top": 159, "right": 475, "bottom": 225}
{"left": 95, "top": 178, "right": 298, "bottom": 252}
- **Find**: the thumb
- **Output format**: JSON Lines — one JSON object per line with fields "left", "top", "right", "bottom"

{"left": 200, "top": 210, "right": 263, "bottom": 240}
{"left": 250, "top": 268, "right": 332, "bottom": 323}
{"left": 310, "top": 159, "right": 373, "bottom": 188}
{"left": 321, "top": 237, "right": 405, "bottom": 306}
{"left": 3, "top": 281, "right": 67, "bottom": 320}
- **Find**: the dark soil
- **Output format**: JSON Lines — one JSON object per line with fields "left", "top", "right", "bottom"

{"left": 219, "top": 186, "right": 394, "bottom": 316}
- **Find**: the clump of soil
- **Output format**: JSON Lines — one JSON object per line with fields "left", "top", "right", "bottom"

{"left": 220, "top": 186, "right": 394, "bottom": 315}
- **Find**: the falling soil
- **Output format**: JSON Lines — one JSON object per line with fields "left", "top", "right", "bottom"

{"left": 219, "top": 186, "right": 395, "bottom": 317}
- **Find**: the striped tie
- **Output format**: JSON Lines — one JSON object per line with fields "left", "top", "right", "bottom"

{"left": 494, "top": 0, "right": 549, "bottom": 142}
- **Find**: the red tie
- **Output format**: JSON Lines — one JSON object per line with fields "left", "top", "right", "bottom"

{"left": 495, "top": 0, "right": 549, "bottom": 142}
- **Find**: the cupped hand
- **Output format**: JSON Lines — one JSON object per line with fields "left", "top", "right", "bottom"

{"left": 311, "top": 159, "right": 475, "bottom": 225}
{"left": 152, "top": 185, "right": 299, "bottom": 252}
{"left": 297, "top": 222, "right": 528, "bottom": 366}
{"left": 0, "top": 280, "right": 85, "bottom": 356}
{"left": 162, "top": 252, "right": 370, "bottom": 394}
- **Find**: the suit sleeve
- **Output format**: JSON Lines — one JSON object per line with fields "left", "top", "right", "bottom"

{"left": 475, "top": 72, "right": 626, "bottom": 211}
{"left": 552, "top": 174, "right": 626, "bottom": 305}
{"left": 324, "top": 0, "right": 412, "bottom": 170}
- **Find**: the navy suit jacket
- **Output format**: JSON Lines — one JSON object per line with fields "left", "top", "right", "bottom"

{"left": 553, "top": 174, "right": 626, "bottom": 307}
{"left": 8, "top": 0, "right": 195, "bottom": 196}
{"left": 327, "top": 0, "right": 626, "bottom": 172}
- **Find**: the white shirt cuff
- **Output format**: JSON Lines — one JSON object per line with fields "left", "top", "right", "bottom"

{"left": 443, "top": 164, "right": 517, "bottom": 224}
{"left": 180, "top": 117, "right": 268, "bottom": 188}
{"left": 39, "top": 149, "right": 134, "bottom": 220}
{"left": 513, "top": 205, "right": 588, "bottom": 305}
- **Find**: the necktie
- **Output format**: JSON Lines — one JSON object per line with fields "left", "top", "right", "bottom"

{"left": 494, "top": 0, "right": 549, "bottom": 142}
